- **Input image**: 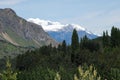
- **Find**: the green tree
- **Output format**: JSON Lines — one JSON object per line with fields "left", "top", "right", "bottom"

{"left": 80, "top": 35, "right": 89, "bottom": 49}
{"left": 110, "top": 68, "right": 120, "bottom": 80}
{"left": 0, "top": 57, "right": 17, "bottom": 80}
{"left": 80, "top": 35, "right": 100, "bottom": 52}
{"left": 102, "top": 31, "right": 110, "bottom": 47}
{"left": 111, "top": 26, "right": 120, "bottom": 47}
{"left": 71, "top": 29, "right": 79, "bottom": 52}
{"left": 71, "top": 29, "right": 79, "bottom": 63}
{"left": 61, "top": 40, "right": 67, "bottom": 53}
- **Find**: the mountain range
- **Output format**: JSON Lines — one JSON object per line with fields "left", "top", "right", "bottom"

{"left": 28, "top": 18, "right": 98, "bottom": 44}
{"left": 0, "top": 8, "right": 98, "bottom": 58}
{"left": 0, "top": 8, "right": 58, "bottom": 48}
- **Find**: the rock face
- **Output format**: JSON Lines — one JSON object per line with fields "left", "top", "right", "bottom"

{"left": 0, "top": 8, "right": 58, "bottom": 47}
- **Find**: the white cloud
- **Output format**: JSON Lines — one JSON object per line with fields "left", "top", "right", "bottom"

{"left": 0, "top": 0, "right": 26, "bottom": 5}
{"left": 28, "top": 18, "right": 65, "bottom": 31}
{"left": 27, "top": 18, "right": 86, "bottom": 32}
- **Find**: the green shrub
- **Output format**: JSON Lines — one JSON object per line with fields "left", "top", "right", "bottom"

{"left": 0, "top": 57, "right": 17, "bottom": 80}
{"left": 54, "top": 72, "right": 61, "bottom": 80}
{"left": 74, "top": 65, "right": 101, "bottom": 80}
{"left": 110, "top": 68, "right": 120, "bottom": 80}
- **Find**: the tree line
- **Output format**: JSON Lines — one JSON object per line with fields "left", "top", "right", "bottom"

{"left": 0, "top": 26, "right": 120, "bottom": 80}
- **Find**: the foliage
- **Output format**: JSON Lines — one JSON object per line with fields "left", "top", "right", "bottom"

{"left": 54, "top": 72, "right": 61, "bottom": 80}
{"left": 17, "top": 67, "right": 56, "bottom": 80}
{"left": 0, "top": 57, "right": 17, "bottom": 80}
{"left": 71, "top": 29, "right": 79, "bottom": 52}
{"left": 111, "top": 27, "right": 120, "bottom": 47}
{"left": 80, "top": 35, "right": 100, "bottom": 52}
{"left": 102, "top": 31, "right": 110, "bottom": 47}
{"left": 110, "top": 68, "right": 120, "bottom": 80}
{"left": 74, "top": 65, "right": 101, "bottom": 80}
{"left": 10, "top": 27, "right": 120, "bottom": 80}
{"left": 61, "top": 40, "right": 67, "bottom": 53}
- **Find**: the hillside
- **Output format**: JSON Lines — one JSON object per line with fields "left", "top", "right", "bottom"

{"left": 0, "top": 40, "right": 29, "bottom": 59}
{"left": 0, "top": 8, "right": 58, "bottom": 47}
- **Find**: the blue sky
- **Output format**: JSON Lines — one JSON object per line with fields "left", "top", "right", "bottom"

{"left": 0, "top": 0, "right": 120, "bottom": 35}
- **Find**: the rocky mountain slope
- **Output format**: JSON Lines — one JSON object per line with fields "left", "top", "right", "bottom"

{"left": 0, "top": 8, "right": 58, "bottom": 47}
{"left": 28, "top": 18, "right": 98, "bottom": 44}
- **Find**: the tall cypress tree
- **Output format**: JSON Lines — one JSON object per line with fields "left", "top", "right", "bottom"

{"left": 111, "top": 26, "right": 120, "bottom": 47}
{"left": 102, "top": 31, "right": 106, "bottom": 47}
{"left": 71, "top": 29, "right": 79, "bottom": 53}
{"left": 62, "top": 40, "right": 67, "bottom": 53}
{"left": 102, "top": 31, "right": 110, "bottom": 47}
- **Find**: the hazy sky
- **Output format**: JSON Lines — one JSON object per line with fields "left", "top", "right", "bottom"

{"left": 0, "top": 0, "right": 120, "bottom": 35}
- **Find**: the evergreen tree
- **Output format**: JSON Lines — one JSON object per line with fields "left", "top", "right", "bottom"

{"left": 111, "top": 26, "right": 120, "bottom": 47}
{"left": 102, "top": 31, "right": 106, "bottom": 47}
{"left": 58, "top": 44, "right": 62, "bottom": 51}
{"left": 62, "top": 40, "right": 67, "bottom": 53}
{"left": 102, "top": 31, "right": 110, "bottom": 47}
{"left": 71, "top": 29, "right": 79, "bottom": 63}
{"left": 80, "top": 35, "right": 100, "bottom": 52}
{"left": 80, "top": 35, "right": 89, "bottom": 48}
{"left": 71, "top": 29, "right": 79, "bottom": 53}
{"left": 0, "top": 57, "right": 17, "bottom": 80}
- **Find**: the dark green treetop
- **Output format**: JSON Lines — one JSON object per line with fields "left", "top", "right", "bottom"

{"left": 71, "top": 29, "right": 79, "bottom": 52}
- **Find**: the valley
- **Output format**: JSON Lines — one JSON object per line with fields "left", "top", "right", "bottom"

{"left": 0, "top": 8, "right": 120, "bottom": 80}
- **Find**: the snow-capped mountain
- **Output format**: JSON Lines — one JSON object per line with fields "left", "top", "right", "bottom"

{"left": 28, "top": 18, "right": 98, "bottom": 44}
{"left": 28, "top": 18, "right": 85, "bottom": 32}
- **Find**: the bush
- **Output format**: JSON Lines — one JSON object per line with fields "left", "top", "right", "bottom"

{"left": 74, "top": 65, "right": 101, "bottom": 80}
{"left": 0, "top": 57, "right": 17, "bottom": 80}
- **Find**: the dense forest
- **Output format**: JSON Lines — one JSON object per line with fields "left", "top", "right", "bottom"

{"left": 0, "top": 26, "right": 120, "bottom": 80}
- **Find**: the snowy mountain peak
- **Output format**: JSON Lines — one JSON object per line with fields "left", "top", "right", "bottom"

{"left": 65, "top": 24, "right": 85, "bottom": 31}
{"left": 27, "top": 18, "right": 86, "bottom": 32}
{"left": 27, "top": 18, "right": 98, "bottom": 44}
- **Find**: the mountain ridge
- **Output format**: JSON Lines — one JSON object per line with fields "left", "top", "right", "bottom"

{"left": 28, "top": 18, "right": 98, "bottom": 44}
{"left": 28, "top": 18, "right": 86, "bottom": 32}
{"left": 0, "top": 8, "right": 58, "bottom": 47}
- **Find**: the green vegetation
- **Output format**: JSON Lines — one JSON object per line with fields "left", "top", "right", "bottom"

{"left": 1, "top": 59, "right": 102, "bottom": 80}
{"left": 0, "top": 26, "right": 120, "bottom": 80}
{"left": 0, "top": 57, "right": 17, "bottom": 80}
{"left": 54, "top": 72, "right": 61, "bottom": 80}
{"left": 71, "top": 29, "right": 79, "bottom": 52}
{"left": 74, "top": 65, "right": 101, "bottom": 80}
{"left": 111, "top": 26, "right": 120, "bottom": 47}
